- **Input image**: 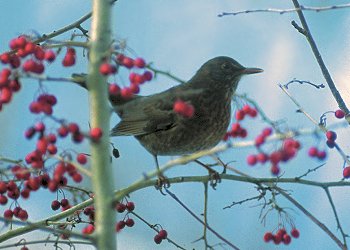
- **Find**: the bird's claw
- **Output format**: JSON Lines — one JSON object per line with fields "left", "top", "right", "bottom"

{"left": 209, "top": 170, "right": 221, "bottom": 189}
{"left": 155, "top": 173, "right": 170, "bottom": 193}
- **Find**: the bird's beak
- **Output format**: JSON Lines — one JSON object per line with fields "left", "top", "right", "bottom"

{"left": 241, "top": 67, "right": 264, "bottom": 75}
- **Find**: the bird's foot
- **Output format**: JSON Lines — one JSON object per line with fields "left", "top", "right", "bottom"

{"left": 155, "top": 173, "right": 170, "bottom": 193}
{"left": 208, "top": 169, "right": 221, "bottom": 189}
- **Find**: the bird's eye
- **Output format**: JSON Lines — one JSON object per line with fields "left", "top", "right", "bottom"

{"left": 221, "top": 63, "right": 231, "bottom": 70}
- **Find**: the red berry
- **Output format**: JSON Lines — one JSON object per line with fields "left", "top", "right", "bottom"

{"left": 109, "top": 84, "right": 120, "bottom": 95}
{"left": 61, "top": 198, "right": 69, "bottom": 208}
{"left": 130, "top": 83, "right": 140, "bottom": 94}
{"left": 335, "top": 109, "right": 345, "bottom": 119}
{"left": 134, "top": 57, "right": 146, "bottom": 68}
{"left": 270, "top": 165, "right": 280, "bottom": 176}
{"left": 317, "top": 150, "right": 327, "bottom": 160}
{"left": 20, "top": 189, "right": 30, "bottom": 199}
{"left": 44, "top": 50, "right": 56, "bottom": 62}
{"left": 122, "top": 57, "right": 134, "bottom": 68}
{"left": 62, "top": 54, "right": 75, "bottom": 67}
{"left": 24, "top": 42, "right": 36, "bottom": 54}
{"left": 343, "top": 166, "right": 350, "bottom": 178}
{"left": 0, "top": 87, "right": 12, "bottom": 103}
{"left": 51, "top": 200, "right": 61, "bottom": 210}
{"left": 326, "top": 130, "right": 337, "bottom": 141}
{"left": 116, "top": 203, "right": 126, "bottom": 213}
{"left": 0, "top": 194, "right": 8, "bottom": 205}
{"left": 99, "top": 63, "right": 114, "bottom": 75}
{"left": 82, "top": 224, "right": 95, "bottom": 234}
{"left": 4, "top": 209, "right": 13, "bottom": 219}
{"left": 77, "top": 153, "right": 87, "bottom": 164}
{"left": 18, "top": 209, "right": 28, "bottom": 221}
{"left": 116, "top": 220, "right": 126, "bottom": 231}
{"left": 246, "top": 154, "right": 257, "bottom": 166}
{"left": 291, "top": 228, "right": 300, "bottom": 238}
{"left": 121, "top": 87, "right": 133, "bottom": 99}
{"left": 154, "top": 234, "right": 162, "bottom": 244}
{"left": 72, "top": 173, "right": 83, "bottom": 183}
{"left": 143, "top": 71, "right": 153, "bottom": 81}
{"left": 262, "top": 127, "right": 273, "bottom": 137}
{"left": 0, "top": 181, "right": 7, "bottom": 193}
{"left": 57, "top": 126, "right": 69, "bottom": 137}
{"left": 173, "top": 100, "right": 194, "bottom": 118}
{"left": 270, "top": 151, "right": 282, "bottom": 164}
{"left": 0, "top": 53, "right": 10, "bottom": 64}
{"left": 125, "top": 218, "right": 135, "bottom": 227}
{"left": 282, "top": 234, "right": 291, "bottom": 245}
{"left": 9, "top": 79, "right": 21, "bottom": 92}
{"left": 263, "top": 232, "right": 273, "bottom": 242}
{"left": 235, "top": 110, "right": 245, "bottom": 120}
{"left": 36, "top": 138, "right": 48, "bottom": 154}
{"left": 254, "top": 135, "right": 265, "bottom": 147}
{"left": 256, "top": 153, "right": 268, "bottom": 163}
{"left": 126, "top": 201, "right": 135, "bottom": 211}
{"left": 158, "top": 229, "right": 168, "bottom": 239}
{"left": 308, "top": 147, "right": 318, "bottom": 157}
{"left": 90, "top": 127, "right": 103, "bottom": 140}
{"left": 34, "top": 122, "right": 45, "bottom": 132}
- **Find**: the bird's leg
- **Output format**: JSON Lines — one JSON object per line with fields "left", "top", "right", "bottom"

{"left": 153, "top": 155, "right": 170, "bottom": 189}
{"left": 194, "top": 160, "right": 221, "bottom": 188}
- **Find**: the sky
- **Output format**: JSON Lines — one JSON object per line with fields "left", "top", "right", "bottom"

{"left": 0, "top": 0, "right": 350, "bottom": 249}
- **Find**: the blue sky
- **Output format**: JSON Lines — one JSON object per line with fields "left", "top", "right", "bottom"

{"left": 0, "top": 1, "right": 350, "bottom": 249}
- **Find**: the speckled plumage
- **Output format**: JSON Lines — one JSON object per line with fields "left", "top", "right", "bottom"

{"left": 110, "top": 56, "right": 262, "bottom": 156}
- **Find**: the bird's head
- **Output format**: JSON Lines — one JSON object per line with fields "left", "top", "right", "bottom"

{"left": 195, "top": 56, "right": 263, "bottom": 91}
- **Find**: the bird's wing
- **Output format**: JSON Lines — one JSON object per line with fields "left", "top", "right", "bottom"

{"left": 110, "top": 94, "right": 177, "bottom": 136}
{"left": 110, "top": 86, "right": 201, "bottom": 137}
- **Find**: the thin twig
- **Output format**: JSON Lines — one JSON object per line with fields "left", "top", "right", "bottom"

{"left": 218, "top": 4, "right": 350, "bottom": 17}
{"left": 165, "top": 188, "right": 240, "bottom": 250}
{"left": 324, "top": 187, "right": 348, "bottom": 247}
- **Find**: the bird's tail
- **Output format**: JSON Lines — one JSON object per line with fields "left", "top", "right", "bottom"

{"left": 71, "top": 73, "right": 135, "bottom": 106}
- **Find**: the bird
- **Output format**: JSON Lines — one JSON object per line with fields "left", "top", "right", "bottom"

{"left": 109, "top": 56, "right": 262, "bottom": 177}
{"left": 73, "top": 56, "right": 263, "bottom": 182}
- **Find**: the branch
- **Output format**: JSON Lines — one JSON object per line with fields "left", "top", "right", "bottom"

{"left": 291, "top": 0, "right": 350, "bottom": 123}
{"left": 86, "top": 0, "right": 116, "bottom": 249}
{"left": 165, "top": 188, "right": 240, "bottom": 250}
{"left": 275, "top": 187, "right": 346, "bottom": 249}
{"left": 218, "top": 4, "right": 350, "bottom": 17}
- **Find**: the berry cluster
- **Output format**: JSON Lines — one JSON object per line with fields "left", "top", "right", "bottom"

{"left": 29, "top": 94, "right": 57, "bottom": 115}
{"left": 325, "top": 130, "right": 337, "bottom": 148}
{"left": 81, "top": 206, "right": 96, "bottom": 234}
{"left": 248, "top": 136, "right": 301, "bottom": 176}
{"left": 102, "top": 54, "right": 153, "bottom": 100}
{"left": 51, "top": 198, "right": 71, "bottom": 211}
{"left": 223, "top": 104, "right": 257, "bottom": 141}
{"left": 3, "top": 206, "right": 28, "bottom": 221}
{"left": 115, "top": 201, "right": 136, "bottom": 232}
{"left": 307, "top": 146, "right": 327, "bottom": 160}
{"left": 264, "top": 227, "right": 299, "bottom": 245}
{"left": 173, "top": 99, "right": 195, "bottom": 118}
{"left": 0, "top": 36, "right": 60, "bottom": 111}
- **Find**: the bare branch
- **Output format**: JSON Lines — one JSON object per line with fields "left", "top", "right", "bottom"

{"left": 218, "top": 4, "right": 350, "bottom": 17}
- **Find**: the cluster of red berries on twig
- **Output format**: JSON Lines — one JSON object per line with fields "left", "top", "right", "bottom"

{"left": 0, "top": 36, "right": 60, "bottom": 111}
{"left": 173, "top": 99, "right": 195, "bottom": 118}
{"left": 307, "top": 146, "right": 327, "bottom": 160}
{"left": 223, "top": 104, "right": 257, "bottom": 140}
{"left": 100, "top": 54, "right": 153, "bottom": 100}
{"left": 115, "top": 201, "right": 136, "bottom": 232}
{"left": 81, "top": 206, "right": 96, "bottom": 235}
{"left": 264, "top": 227, "right": 299, "bottom": 245}
{"left": 3, "top": 206, "right": 28, "bottom": 221}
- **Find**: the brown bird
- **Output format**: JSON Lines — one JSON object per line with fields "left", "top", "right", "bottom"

{"left": 73, "top": 56, "right": 263, "bottom": 181}
{"left": 110, "top": 56, "right": 262, "bottom": 171}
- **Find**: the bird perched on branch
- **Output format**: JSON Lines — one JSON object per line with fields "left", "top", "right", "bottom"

{"left": 74, "top": 56, "right": 263, "bottom": 183}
